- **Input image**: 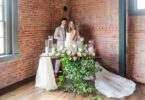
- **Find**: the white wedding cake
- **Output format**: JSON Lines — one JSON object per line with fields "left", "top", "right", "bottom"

{"left": 65, "top": 32, "right": 73, "bottom": 49}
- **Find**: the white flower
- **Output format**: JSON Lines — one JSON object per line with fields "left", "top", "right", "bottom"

{"left": 77, "top": 52, "right": 82, "bottom": 57}
{"left": 78, "top": 48, "right": 83, "bottom": 52}
{"left": 92, "top": 52, "right": 95, "bottom": 56}
{"left": 62, "top": 49, "right": 66, "bottom": 53}
{"left": 80, "top": 37, "right": 84, "bottom": 41}
{"left": 67, "top": 50, "right": 72, "bottom": 56}
{"left": 51, "top": 52, "right": 55, "bottom": 56}
{"left": 55, "top": 53, "right": 60, "bottom": 57}
{"left": 83, "top": 53, "right": 87, "bottom": 56}
{"left": 69, "top": 57, "right": 72, "bottom": 60}
{"left": 88, "top": 47, "right": 94, "bottom": 54}
{"left": 73, "top": 56, "right": 77, "bottom": 61}
{"left": 58, "top": 46, "right": 63, "bottom": 51}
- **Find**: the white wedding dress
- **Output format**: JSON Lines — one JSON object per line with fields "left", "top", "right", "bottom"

{"left": 95, "top": 62, "right": 136, "bottom": 98}
{"left": 65, "top": 32, "right": 73, "bottom": 49}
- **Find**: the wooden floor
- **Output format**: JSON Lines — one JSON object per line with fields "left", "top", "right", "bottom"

{"left": 0, "top": 81, "right": 145, "bottom": 100}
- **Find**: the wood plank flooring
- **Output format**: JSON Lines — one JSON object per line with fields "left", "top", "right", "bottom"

{"left": 0, "top": 81, "right": 144, "bottom": 100}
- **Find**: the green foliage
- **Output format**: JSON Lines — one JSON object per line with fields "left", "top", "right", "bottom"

{"left": 57, "top": 75, "right": 65, "bottom": 87}
{"left": 53, "top": 43, "right": 102, "bottom": 100}
{"left": 57, "top": 52, "right": 102, "bottom": 100}
{"left": 91, "top": 95, "right": 102, "bottom": 100}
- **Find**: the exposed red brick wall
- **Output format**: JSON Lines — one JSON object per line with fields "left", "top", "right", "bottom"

{"left": 70, "top": 0, "right": 119, "bottom": 72}
{"left": 127, "top": 16, "right": 145, "bottom": 83}
{"left": 0, "top": 0, "right": 69, "bottom": 89}
{"left": 51, "top": 0, "right": 70, "bottom": 32}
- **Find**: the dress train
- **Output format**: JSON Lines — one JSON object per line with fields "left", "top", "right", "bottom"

{"left": 95, "top": 62, "right": 136, "bottom": 98}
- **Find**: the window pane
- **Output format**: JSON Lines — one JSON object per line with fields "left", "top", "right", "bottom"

{"left": 137, "top": 0, "right": 145, "bottom": 9}
{"left": 0, "top": 22, "right": 3, "bottom": 37}
{"left": 0, "top": 0, "right": 2, "bottom": 6}
{"left": 0, "top": 37, "right": 4, "bottom": 54}
{"left": 0, "top": 6, "right": 2, "bottom": 20}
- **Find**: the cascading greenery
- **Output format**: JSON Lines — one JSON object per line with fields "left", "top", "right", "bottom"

{"left": 57, "top": 53, "right": 102, "bottom": 100}
{"left": 52, "top": 44, "right": 102, "bottom": 100}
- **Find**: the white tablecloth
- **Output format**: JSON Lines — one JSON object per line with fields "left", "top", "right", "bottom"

{"left": 35, "top": 53, "right": 58, "bottom": 91}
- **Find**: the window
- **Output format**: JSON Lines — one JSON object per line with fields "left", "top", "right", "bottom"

{"left": 137, "top": 0, "right": 145, "bottom": 10}
{"left": 0, "top": 0, "right": 18, "bottom": 61}
{"left": 0, "top": 0, "right": 4, "bottom": 54}
{"left": 129, "top": 0, "right": 145, "bottom": 16}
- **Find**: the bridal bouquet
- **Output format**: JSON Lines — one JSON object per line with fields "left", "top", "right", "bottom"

{"left": 52, "top": 44, "right": 102, "bottom": 100}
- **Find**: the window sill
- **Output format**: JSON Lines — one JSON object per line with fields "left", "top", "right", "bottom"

{"left": 0, "top": 54, "right": 19, "bottom": 62}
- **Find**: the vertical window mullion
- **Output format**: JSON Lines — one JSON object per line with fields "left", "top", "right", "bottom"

{"left": 12, "top": 0, "right": 18, "bottom": 54}
{"left": 4, "top": 0, "right": 12, "bottom": 54}
{"left": 2, "top": 0, "right": 6, "bottom": 54}
{"left": 0, "top": 0, "right": 5, "bottom": 54}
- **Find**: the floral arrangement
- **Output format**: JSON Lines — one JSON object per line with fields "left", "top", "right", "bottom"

{"left": 52, "top": 44, "right": 102, "bottom": 100}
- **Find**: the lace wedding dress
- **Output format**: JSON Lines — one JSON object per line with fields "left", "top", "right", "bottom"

{"left": 95, "top": 62, "right": 136, "bottom": 98}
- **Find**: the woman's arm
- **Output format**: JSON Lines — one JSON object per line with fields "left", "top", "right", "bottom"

{"left": 72, "top": 30, "right": 77, "bottom": 41}
{"left": 72, "top": 29, "right": 81, "bottom": 41}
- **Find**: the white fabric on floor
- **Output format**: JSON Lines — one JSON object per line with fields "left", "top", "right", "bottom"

{"left": 95, "top": 62, "right": 136, "bottom": 98}
{"left": 35, "top": 53, "right": 58, "bottom": 91}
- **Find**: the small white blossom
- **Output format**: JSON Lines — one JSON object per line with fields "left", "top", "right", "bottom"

{"left": 67, "top": 50, "right": 72, "bottom": 56}
{"left": 92, "top": 52, "right": 95, "bottom": 56}
{"left": 77, "top": 52, "right": 82, "bottom": 57}
{"left": 80, "top": 37, "right": 84, "bottom": 41}
{"left": 73, "top": 56, "right": 77, "bottom": 61}
{"left": 83, "top": 53, "right": 87, "bottom": 57}
{"left": 78, "top": 48, "right": 83, "bottom": 52}
{"left": 69, "top": 57, "right": 72, "bottom": 60}
{"left": 88, "top": 47, "right": 94, "bottom": 54}
{"left": 58, "top": 46, "right": 63, "bottom": 51}
{"left": 55, "top": 53, "right": 61, "bottom": 57}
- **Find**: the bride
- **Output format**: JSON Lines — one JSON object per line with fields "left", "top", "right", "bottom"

{"left": 65, "top": 20, "right": 136, "bottom": 98}
{"left": 65, "top": 20, "right": 81, "bottom": 49}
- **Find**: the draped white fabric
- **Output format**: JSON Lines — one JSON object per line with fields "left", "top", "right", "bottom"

{"left": 35, "top": 54, "right": 58, "bottom": 91}
{"left": 95, "top": 62, "right": 136, "bottom": 98}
